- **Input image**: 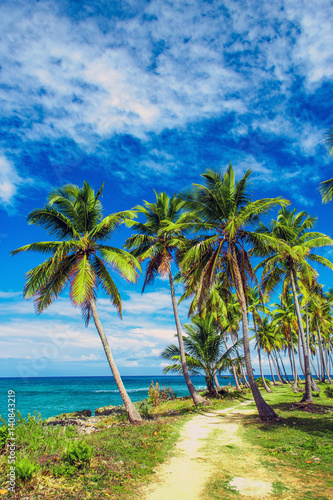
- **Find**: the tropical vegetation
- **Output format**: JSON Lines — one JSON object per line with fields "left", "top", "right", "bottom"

{"left": 11, "top": 160, "right": 333, "bottom": 423}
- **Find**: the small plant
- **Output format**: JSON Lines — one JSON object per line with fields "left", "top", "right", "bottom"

{"left": 148, "top": 381, "right": 177, "bottom": 407}
{"left": 256, "top": 377, "right": 271, "bottom": 388}
{"left": 0, "top": 420, "right": 8, "bottom": 451}
{"left": 15, "top": 457, "right": 39, "bottom": 483}
{"left": 62, "top": 440, "right": 92, "bottom": 466}
{"left": 139, "top": 400, "right": 153, "bottom": 419}
{"left": 160, "top": 386, "right": 176, "bottom": 401}
{"left": 324, "top": 386, "right": 333, "bottom": 398}
{"left": 52, "top": 462, "right": 78, "bottom": 477}
{"left": 148, "top": 381, "right": 161, "bottom": 407}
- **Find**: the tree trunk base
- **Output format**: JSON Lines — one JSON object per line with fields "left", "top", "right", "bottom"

{"left": 311, "top": 379, "right": 320, "bottom": 392}
{"left": 193, "top": 392, "right": 210, "bottom": 406}
{"left": 300, "top": 394, "right": 313, "bottom": 403}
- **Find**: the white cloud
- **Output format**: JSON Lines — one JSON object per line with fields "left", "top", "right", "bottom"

{"left": 0, "top": 155, "right": 25, "bottom": 205}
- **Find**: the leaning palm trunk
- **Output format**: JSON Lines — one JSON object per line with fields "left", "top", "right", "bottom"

{"left": 316, "top": 321, "right": 326, "bottom": 382}
{"left": 316, "top": 324, "right": 332, "bottom": 383}
{"left": 224, "top": 338, "right": 241, "bottom": 390}
{"left": 289, "top": 339, "right": 298, "bottom": 389}
{"left": 90, "top": 299, "right": 142, "bottom": 423}
{"left": 268, "top": 353, "right": 277, "bottom": 385}
{"left": 252, "top": 313, "right": 272, "bottom": 393}
{"left": 230, "top": 331, "right": 250, "bottom": 388}
{"left": 272, "top": 352, "right": 285, "bottom": 384}
{"left": 306, "top": 307, "right": 320, "bottom": 391}
{"left": 232, "top": 251, "right": 277, "bottom": 418}
{"left": 297, "top": 334, "right": 305, "bottom": 377}
{"left": 289, "top": 270, "right": 313, "bottom": 403}
{"left": 277, "top": 350, "right": 291, "bottom": 383}
{"left": 168, "top": 271, "right": 207, "bottom": 405}
{"left": 213, "top": 372, "right": 221, "bottom": 392}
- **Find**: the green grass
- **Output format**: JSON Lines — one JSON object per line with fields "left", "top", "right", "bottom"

{"left": 242, "top": 383, "right": 333, "bottom": 475}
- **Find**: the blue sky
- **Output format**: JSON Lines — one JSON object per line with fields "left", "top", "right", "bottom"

{"left": 0, "top": 0, "right": 333, "bottom": 378}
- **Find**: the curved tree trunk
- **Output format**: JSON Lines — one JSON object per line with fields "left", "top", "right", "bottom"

{"left": 232, "top": 249, "right": 277, "bottom": 419}
{"left": 168, "top": 271, "right": 208, "bottom": 405}
{"left": 297, "top": 334, "right": 306, "bottom": 377}
{"left": 90, "top": 298, "right": 142, "bottom": 423}
{"left": 278, "top": 350, "right": 291, "bottom": 383}
{"left": 316, "top": 321, "right": 326, "bottom": 382}
{"left": 224, "top": 338, "right": 241, "bottom": 390}
{"left": 213, "top": 372, "right": 222, "bottom": 392}
{"left": 252, "top": 312, "right": 272, "bottom": 393}
{"left": 289, "top": 270, "right": 313, "bottom": 403}
{"left": 272, "top": 352, "right": 285, "bottom": 384}
{"left": 206, "top": 375, "right": 217, "bottom": 396}
{"left": 306, "top": 305, "right": 320, "bottom": 392}
{"left": 289, "top": 339, "right": 298, "bottom": 389}
{"left": 268, "top": 353, "right": 277, "bottom": 385}
{"left": 316, "top": 323, "right": 332, "bottom": 383}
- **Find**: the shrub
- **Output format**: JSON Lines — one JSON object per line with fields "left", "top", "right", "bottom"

{"left": 324, "top": 386, "right": 333, "bottom": 398}
{"left": 52, "top": 462, "right": 78, "bottom": 477}
{"left": 139, "top": 400, "right": 153, "bottom": 419}
{"left": 256, "top": 377, "right": 271, "bottom": 388}
{"left": 62, "top": 440, "right": 92, "bottom": 466}
{"left": 148, "top": 381, "right": 177, "bottom": 407}
{"left": 15, "top": 457, "right": 39, "bottom": 483}
{"left": 0, "top": 420, "right": 8, "bottom": 451}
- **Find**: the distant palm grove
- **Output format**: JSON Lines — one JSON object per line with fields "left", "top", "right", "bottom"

{"left": 11, "top": 157, "right": 333, "bottom": 422}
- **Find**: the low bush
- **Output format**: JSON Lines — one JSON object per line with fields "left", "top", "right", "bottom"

{"left": 62, "top": 440, "right": 92, "bottom": 466}
{"left": 148, "top": 381, "right": 177, "bottom": 407}
{"left": 15, "top": 457, "right": 38, "bottom": 483}
{"left": 324, "top": 386, "right": 333, "bottom": 398}
{"left": 256, "top": 377, "right": 271, "bottom": 387}
{"left": 139, "top": 400, "right": 153, "bottom": 419}
{"left": 0, "top": 420, "right": 8, "bottom": 452}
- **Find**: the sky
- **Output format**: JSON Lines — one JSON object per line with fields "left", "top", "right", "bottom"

{"left": 0, "top": 0, "right": 333, "bottom": 379}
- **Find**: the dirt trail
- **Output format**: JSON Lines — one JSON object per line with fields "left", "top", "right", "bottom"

{"left": 141, "top": 401, "right": 325, "bottom": 500}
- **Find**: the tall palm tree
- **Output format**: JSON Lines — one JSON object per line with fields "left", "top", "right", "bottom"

{"left": 256, "top": 317, "right": 279, "bottom": 385}
{"left": 247, "top": 287, "right": 272, "bottom": 393}
{"left": 179, "top": 164, "right": 288, "bottom": 419}
{"left": 271, "top": 293, "right": 299, "bottom": 389}
{"left": 253, "top": 207, "right": 333, "bottom": 402}
{"left": 308, "top": 295, "right": 333, "bottom": 383}
{"left": 124, "top": 192, "right": 207, "bottom": 405}
{"left": 161, "top": 315, "right": 242, "bottom": 395}
{"left": 11, "top": 182, "right": 142, "bottom": 423}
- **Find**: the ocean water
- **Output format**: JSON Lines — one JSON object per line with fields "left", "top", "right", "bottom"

{"left": 0, "top": 375, "right": 235, "bottom": 420}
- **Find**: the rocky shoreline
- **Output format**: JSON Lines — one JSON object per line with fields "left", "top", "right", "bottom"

{"left": 45, "top": 404, "right": 131, "bottom": 434}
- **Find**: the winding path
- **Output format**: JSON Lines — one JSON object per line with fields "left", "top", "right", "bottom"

{"left": 140, "top": 401, "right": 318, "bottom": 500}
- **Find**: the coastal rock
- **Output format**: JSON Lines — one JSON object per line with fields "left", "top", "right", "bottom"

{"left": 95, "top": 405, "right": 126, "bottom": 416}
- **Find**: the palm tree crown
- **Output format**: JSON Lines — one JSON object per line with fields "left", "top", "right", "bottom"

{"left": 11, "top": 181, "right": 140, "bottom": 321}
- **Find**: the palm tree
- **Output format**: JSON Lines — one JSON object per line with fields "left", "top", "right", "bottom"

{"left": 161, "top": 315, "right": 242, "bottom": 395}
{"left": 179, "top": 164, "right": 288, "bottom": 419}
{"left": 253, "top": 207, "right": 333, "bottom": 402}
{"left": 271, "top": 294, "right": 299, "bottom": 389}
{"left": 124, "top": 192, "right": 207, "bottom": 405}
{"left": 11, "top": 182, "right": 142, "bottom": 423}
{"left": 308, "top": 295, "right": 333, "bottom": 383}
{"left": 247, "top": 287, "right": 272, "bottom": 393}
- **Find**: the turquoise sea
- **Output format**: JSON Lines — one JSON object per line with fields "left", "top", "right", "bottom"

{"left": 0, "top": 375, "right": 236, "bottom": 420}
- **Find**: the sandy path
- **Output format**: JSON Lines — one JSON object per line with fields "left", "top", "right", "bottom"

{"left": 141, "top": 401, "right": 333, "bottom": 500}
{"left": 142, "top": 401, "right": 258, "bottom": 500}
